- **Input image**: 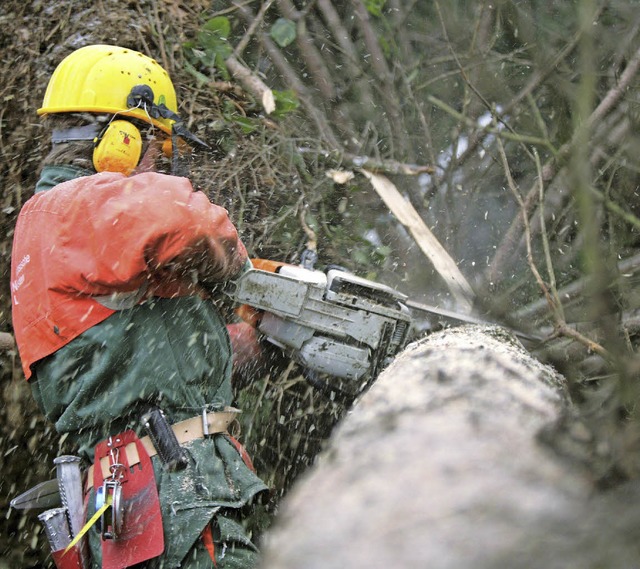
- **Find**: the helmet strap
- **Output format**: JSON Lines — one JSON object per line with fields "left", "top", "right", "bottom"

{"left": 51, "top": 123, "right": 102, "bottom": 144}
{"left": 127, "top": 84, "right": 210, "bottom": 150}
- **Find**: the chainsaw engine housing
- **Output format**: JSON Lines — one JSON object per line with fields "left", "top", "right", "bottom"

{"left": 231, "top": 265, "right": 413, "bottom": 388}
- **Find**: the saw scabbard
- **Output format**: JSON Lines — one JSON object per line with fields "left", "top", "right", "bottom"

{"left": 29, "top": 456, "right": 90, "bottom": 569}
{"left": 38, "top": 507, "right": 85, "bottom": 569}
{"left": 53, "top": 456, "right": 85, "bottom": 540}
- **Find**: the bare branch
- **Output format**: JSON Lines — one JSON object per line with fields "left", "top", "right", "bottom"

{"left": 316, "top": 0, "right": 366, "bottom": 80}
{"left": 588, "top": 43, "right": 640, "bottom": 129}
{"left": 235, "top": 3, "right": 341, "bottom": 148}
{"left": 277, "top": 0, "right": 336, "bottom": 101}
{"left": 517, "top": 251, "right": 640, "bottom": 323}
{"left": 534, "top": 149, "right": 564, "bottom": 322}
{"left": 360, "top": 169, "right": 475, "bottom": 312}
{"left": 225, "top": 54, "right": 276, "bottom": 114}
{"left": 233, "top": 0, "right": 275, "bottom": 57}
{"left": 296, "top": 146, "right": 434, "bottom": 176}
{"left": 495, "top": 119, "right": 610, "bottom": 360}
{"left": 352, "top": 0, "right": 408, "bottom": 156}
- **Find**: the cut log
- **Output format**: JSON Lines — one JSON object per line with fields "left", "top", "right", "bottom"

{"left": 260, "top": 325, "right": 640, "bottom": 568}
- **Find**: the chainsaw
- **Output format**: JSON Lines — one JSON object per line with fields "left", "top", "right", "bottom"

{"left": 228, "top": 258, "right": 523, "bottom": 399}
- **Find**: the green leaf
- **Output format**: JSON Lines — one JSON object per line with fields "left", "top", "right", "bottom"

{"left": 351, "top": 248, "right": 370, "bottom": 266}
{"left": 184, "top": 17, "right": 233, "bottom": 79}
{"left": 270, "top": 18, "right": 297, "bottom": 48}
{"left": 364, "top": 0, "right": 386, "bottom": 17}
{"left": 203, "top": 16, "right": 230, "bottom": 40}
{"left": 371, "top": 245, "right": 392, "bottom": 264}
{"left": 230, "top": 115, "right": 258, "bottom": 134}
{"left": 196, "top": 16, "right": 232, "bottom": 56}
{"left": 272, "top": 89, "right": 300, "bottom": 117}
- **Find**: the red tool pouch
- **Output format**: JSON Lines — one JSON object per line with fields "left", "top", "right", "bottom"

{"left": 51, "top": 545, "right": 83, "bottom": 569}
{"left": 93, "top": 430, "right": 164, "bottom": 569}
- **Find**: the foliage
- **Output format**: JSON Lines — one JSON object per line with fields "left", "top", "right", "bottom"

{"left": 163, "top": 0, "right": 640, "bottom": 483}
{"left": 183, "top": 17, "right": 233, "bottom": 80}
{"left": 269, "top": 18, "right": 296, "bottom": 48}
{"left": 271, "top": 89, "right": 300, "bottom": 117}
{"left": 365, "top": 0, "right": 387, "bottom": 18}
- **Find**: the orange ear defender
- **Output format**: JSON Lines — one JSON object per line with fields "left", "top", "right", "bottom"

{"left": 92, "top": 119, "right": 143, "bottom": 175}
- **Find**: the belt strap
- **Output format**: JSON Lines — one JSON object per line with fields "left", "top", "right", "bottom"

{"left": 86, "top": 409, "right": 240, "bottom": 490}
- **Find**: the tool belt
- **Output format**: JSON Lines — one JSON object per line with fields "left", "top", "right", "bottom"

{"left": 86, "top": 408, "right": 240, "bottom": 491}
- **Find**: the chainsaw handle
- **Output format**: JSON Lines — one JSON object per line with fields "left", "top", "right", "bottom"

{"left": 234, "top": 259, "right": 291, "bottom": 326}
{"left": 250, "top": 258, "right": 290, "bottom": 272}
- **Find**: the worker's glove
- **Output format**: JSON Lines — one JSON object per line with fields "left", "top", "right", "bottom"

{"left": 227, "top": 322, "right": 289, "bottom": 389}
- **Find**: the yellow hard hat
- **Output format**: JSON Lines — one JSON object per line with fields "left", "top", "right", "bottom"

{"left": 37, "top": 44, "right": 178, "bottom": 134}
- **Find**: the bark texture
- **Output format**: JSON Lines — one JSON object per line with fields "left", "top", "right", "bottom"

{"left": 260, "top": 326, "right": 640, "bottom": 569}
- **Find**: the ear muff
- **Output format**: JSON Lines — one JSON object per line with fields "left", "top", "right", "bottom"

{"left": 92, "top": 119, "right": 142, "bottom": 175}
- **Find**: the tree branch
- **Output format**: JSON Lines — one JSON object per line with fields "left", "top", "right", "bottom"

{"left": 277, "top": 0, "right": 336, "bottom": 101}
{"left": 352, "top": 0, "right": 408, "bottom": 156}
{"left": 235, "top": 2, "right": 340, "bottom": 148}
{"left": 225, "top": 54, "right": 276, "bottom": 114}
{"left": 233, "top": 0, "right": 275, "bottom": 57}
{"left": 495, "top": 118, "right": 610, "bottom": 360}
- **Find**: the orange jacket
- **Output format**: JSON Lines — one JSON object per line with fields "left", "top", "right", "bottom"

{"left": 11, "top": 171, "right": 248, "bottom": 379}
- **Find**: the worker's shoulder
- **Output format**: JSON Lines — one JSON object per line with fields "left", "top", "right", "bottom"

{"left": 21, "top": 171, "right": 202, "bottom": 219}
{"left": 89, "top": 171, "right": 194, "bottom": 196}
{"left": 65, "top": 171, "right": 195, "bottom": 203}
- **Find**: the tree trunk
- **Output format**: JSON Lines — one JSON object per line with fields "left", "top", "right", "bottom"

{"left": 260, "top": 326, "right": 640, "bottom": 569}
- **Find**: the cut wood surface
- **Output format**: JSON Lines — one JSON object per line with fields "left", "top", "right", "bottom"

{"left": 260, "top": 326, "right": 640, "bottom": 569}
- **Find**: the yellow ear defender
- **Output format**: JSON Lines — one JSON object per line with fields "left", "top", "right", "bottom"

{"left": 92, "top": 119, "right": 143, "bottom": 176}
